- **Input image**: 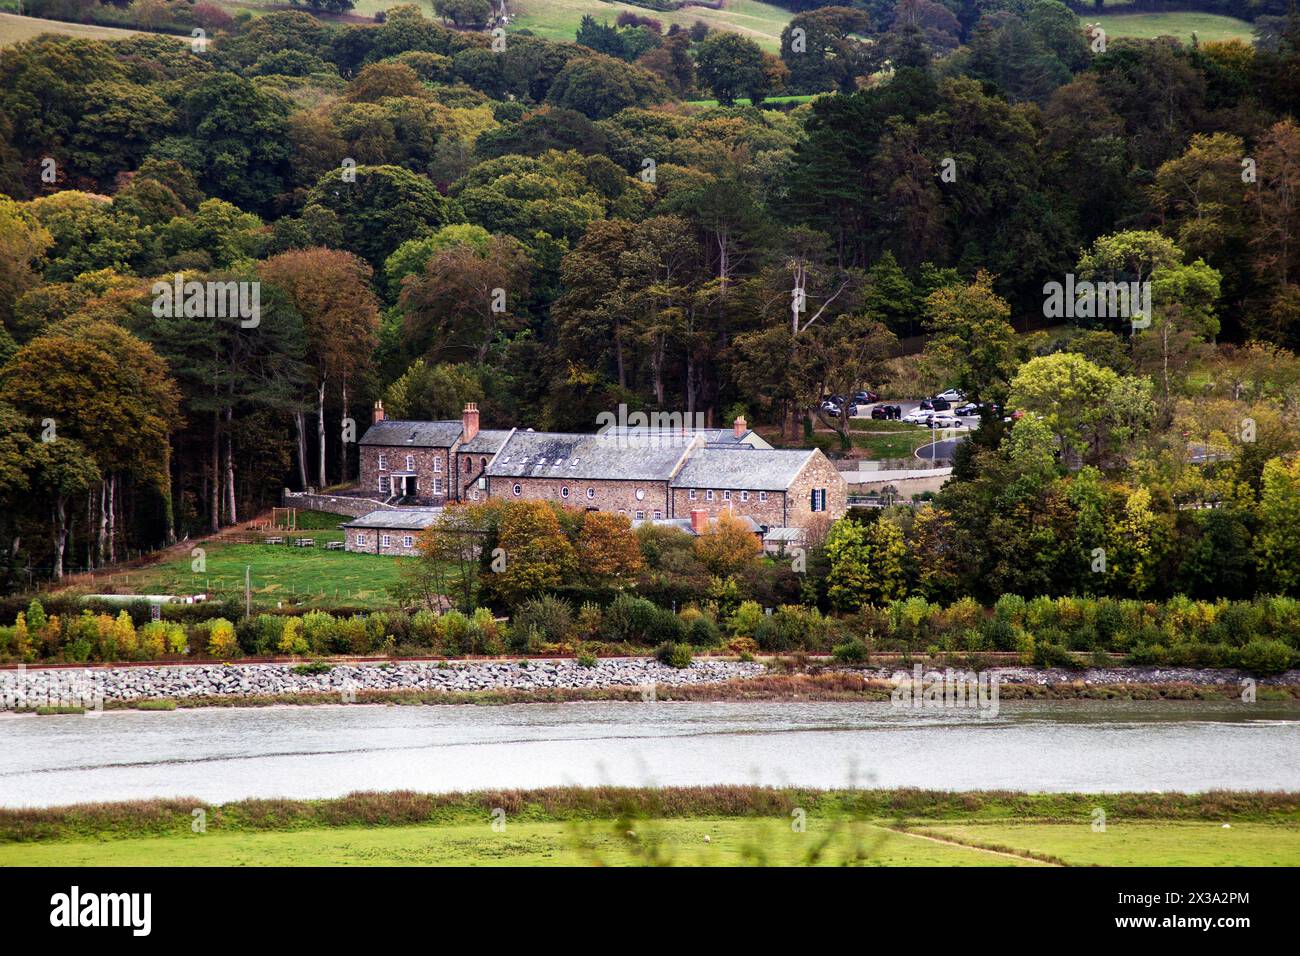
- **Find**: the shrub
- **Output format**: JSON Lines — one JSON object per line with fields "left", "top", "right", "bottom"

{"left": 654, "top": 641, "right": 692, "bottom": 669}
{"left": 646, "top": 607, "right": 687, "bottom": 645}
{"left": 292, "top": 661, "right": 333, "bottom": 675}
{"left": 727, "top": 600, "right": 764, "bottom": 638}
{"left": 604, "top": 593, "right": 660, "bottom": 643}
{"left": 207, "top": 619, "right": 239, "bottom": 659}
{"left": 831, "top": 638, "right": 869, "bottom": 663}
{"left": 1236, "top": 639, "right": 1294, "bottom": 674}
{"left": 687, "top": 614, "right": 720, "bottom": 647}
{"left": 436, "top": 610, "right": 475, "bottom": 655}
{"left": 512, "top": 595, "right": 574, "bottom": 645}
{"left": 252, "top": 615, "right": 285, "bottom": 655}
{"left": 1033, "top": 641, "right": 1078, "bottom": 669}
{"left": 727, "top": 636, "right": 758, "bottom": 658}
{"left": 301, "top": 611, "right": 340, "bottom": 654}
{"left": 278, "top": 617, "right": 309, "bottom": 656}
{"left": 576, "top": 651, "right": 597, "bottom": 668}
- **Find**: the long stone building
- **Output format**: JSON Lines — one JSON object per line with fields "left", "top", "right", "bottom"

{"left": 354, "top": 402, "right": 846, "bottom": 536}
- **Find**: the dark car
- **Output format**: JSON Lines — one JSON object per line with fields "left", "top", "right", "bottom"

{"left": 920, "top": 398, "right": 952, "bottom": 412}
{"left": 871, "top": 404, "right": 902, "bottom": 420}
{"left": 853, "top": 390, "right": 880, "bottom": 405}
{"left": 955, "top": 402, "right": 980, "bottom": 416}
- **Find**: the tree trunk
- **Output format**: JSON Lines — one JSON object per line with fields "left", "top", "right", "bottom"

{"left": 52, "top": 498, "right": 67, "bottom": 581}
{"left": 97, "top": 481, "right": 107, "bottom": 566}
{"left": 294, "top": 411, "right": 309, "bottom": 491}
{"left": 614, "top": 321, "right": 626, "bottom": 389}
{"left": 339, "top": 375, "right": 350, "bottom": 483}
{"left": 210, "top": 410, "right": 221, "bottom": 534}
{"left": 225, "top": 406, "right": 237, "bottom": 526}
{"left": 317, "top": 379, "right": 327, "bottom": 490}
{"left": 107, "top": 474, "right": 116, "bottom": 564}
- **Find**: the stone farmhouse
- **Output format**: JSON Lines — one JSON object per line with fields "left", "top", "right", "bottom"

{"left": 348, "top": 402, "right": 846, "bottom": 553}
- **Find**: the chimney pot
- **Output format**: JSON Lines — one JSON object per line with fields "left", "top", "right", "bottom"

{"left": 734, "top": 415, "right": 747, "bottom": 439}
{"left": 462, "top": 402, "right": 480, "bottom": 442}
{"left": 690, "top": 508, "right": 709, "bottom": 535}
{"left": 373, "top": 400, "right": 385, "bottom": 424}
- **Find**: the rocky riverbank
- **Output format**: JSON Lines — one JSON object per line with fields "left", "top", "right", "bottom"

{"left": 1, "top": 659, "right": 1297, "bottom": 710}
{"left": 0, "top": 658, "right": 767, "bottom": 706}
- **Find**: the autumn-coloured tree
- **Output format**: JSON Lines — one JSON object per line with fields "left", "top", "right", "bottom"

{"left": 260, "top": 248, "right": 380, "bottom": 486}
{"left": 694, "top": 510, "right": 761, "bottom": 578}
{"left": 577, "top": 510, "right": 643, "bottom": 584}
{"left": 490, "top": 500, "right": 576, "bottom": 606}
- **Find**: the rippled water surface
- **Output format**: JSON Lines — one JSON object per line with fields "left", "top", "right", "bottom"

{"left": 2, "top": 700, "right": 1297, "bottom": 806}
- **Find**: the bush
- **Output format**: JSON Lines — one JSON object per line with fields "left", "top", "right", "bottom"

{"left": 1033, "top": 641, "right": 1078, "bottom": 669}
{"left": 1236, "top": 639, "right": 1294, "bottom": 674}
{"left": 207, "top": 619, "right": 239, "bottom": 659}
{"left": 278, "top": 617, "right": 309, "bottom": 656}
{"left": 687, "top": 614, "right": 720, "bottom": 647}
{"left": 654, "top": 641, "right": 692, "bottom": 669}
{"left": 512, "top": 595, "right": 574, "bottom": 645}
{"left": 831, "top": 638, "right": 869, "bottom": 663}
{"left": 576, "top": 651, "right": 597, "bottom": 668}
{"left": 604, "top": 593, "right": 660, "bottom": 644}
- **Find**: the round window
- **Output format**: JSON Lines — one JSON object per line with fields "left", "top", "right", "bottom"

{"left": 512, "top": 483, "right": 521, "bottom": 496}
{"left": 635, "top": 489, "right": 645, "bottom": 501}
{"left": 561, "top": 487, "right": 570, "bottom": 498}
{"left": 586, "top": 488, "right": 595, "bottom": 499}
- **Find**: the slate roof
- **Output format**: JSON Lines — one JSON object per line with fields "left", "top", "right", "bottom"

{"left": 631, "top": 514, "right": 762, "bottom": 535}
{"left": 601, "top": 426, "right": 771, "bottom": 449}
{"left": 670, "top": 446, "right": 817, "bottom": 491}
{"left": 487, "top": 431, "right": 698, "bottom": 481}
{"left": 458, "top": 429, "right": 513, "bottom": 455}
{"left": 342, "top": 508, "right": 443, "bottom": 530}
{"left": 359, "top": 420, "right": 462, "bottom": 448}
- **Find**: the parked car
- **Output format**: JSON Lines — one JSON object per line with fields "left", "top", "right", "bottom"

{"left": 871, "top": 404, "right": 902, "bottom": 420}
{"left": 935, "top": 388, "right": 965, "bottom": 403}
{"left": 820, "top": 401, "right": 858, "bottom": 418}
{"left": 920, "top": 398, "right": 952, "bottom": 411}
{"left": 927, "top": 412, "right": 964, "bottom": 429}
{"left": 955, "top": 402, "right": 980, "bottom": 416}
{"left": 853, "top": 390, "right": 880, "bottom": 405}
{"left": 902, "top": 407, "right": 933, "bottom": 425}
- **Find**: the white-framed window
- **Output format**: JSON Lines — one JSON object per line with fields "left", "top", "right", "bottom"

{"left": 688, "top": 489, "right": 697, "bottom": 500}
{"left": 378, "top": 454, "right": 387, "bottom": 470}
{"left": 381, "top": 534, "right": 391, "bottom": 547}
{"left": 433, "top": 478, "right": 442, "bottom": 495}
{"left": 357, "top": 533, "right": 367, "bottom": 546}
{"left": 706, "top": 490, "right": 714, "bottom": 501}
{"left": 586, "top": 487, "right": 595, "bottom": 499}
{"left": 811, "top": 488, "right": 827, "bottom": 512}
{"left": 723, "top": 490, "right": 731, "bottom": 501}
{"left": 433, "top": 457, "right": 441, "bottom": 473}
{"left": 405, "top": 454, "right": 415, "bottom": 471}
{"left": 561, "top": 486, "right": 570, "bottom": 498}
{"left": 635, "top": 510, "right": 645, "bottom": 521}
{"left": 635, "top": 488, "right": 645, "bottom": 501}
{"left": 741, "top": 491, "right": 749, "bottom": 502}
{"left": 759, "top": 491, "right": 768, "bottom": 502}
{"left": 513, "top": 483, "right": 522, "bottom": 496}
{"left": 618, "top": 509, "right": 627, "bottom": 515}
{"left": 470, "top": 490, "right": 479, "bottom": 501}
{"left": 379, "top": 476, "right": 390, "bottom": 493}
{"left": 653, "top": 510, "right": 662, "bottom": 520}
{"left": 402, "top": 535, "right": 413, "bottom": 548}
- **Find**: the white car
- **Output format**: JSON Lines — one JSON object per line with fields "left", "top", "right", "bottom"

{"left": 927, "top": 412, "right": 963, "bottom": 429}
{"left": 902, "top": 408, "right": 933, "bottom": 425}
{"left": 935, "top": 388, "right": 965, "bottom": 403}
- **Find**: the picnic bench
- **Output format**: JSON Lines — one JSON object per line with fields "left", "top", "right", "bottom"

{"left": 294, "top": 537, "right": 315, "bottom": 548}
{"left": 323, "top": 541, "right": 345, "bottom": 551}
{"left": 265, "top": 536, "right": 284, "bottom": 545}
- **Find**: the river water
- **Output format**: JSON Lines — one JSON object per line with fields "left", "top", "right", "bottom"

{"left": 1, "top": 700, "right": 1297, "bottom": 807}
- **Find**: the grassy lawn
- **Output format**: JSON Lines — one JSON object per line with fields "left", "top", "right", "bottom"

{"left": 0, "top": 817, "right": 1041, "bottom": 866}
{"left": 0, "top": 11, "right": 156, "bottom": 46}
{"left": 510, "top": 0, "right": 792, "bottom": 51}
{"left": 1079, "top": 11, "right": 1255, "bottom": 44}
{"left": 917, "top": 821, "right": 1300, "bottom": 867}
{"left": 853, "top": 427, "right": 935, "bottom": 459}
{"left": 77, "top": 533, "right": 412, "bottom": 611}
{"left": 8, "top": 816, "right": 1297, "bottom": 866}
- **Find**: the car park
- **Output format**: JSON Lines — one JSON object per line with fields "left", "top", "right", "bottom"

{"left": 927, "top": 413, "right": 963, "bottom": 429}
{"left": 955, "top": 402, "right": 983, "bottom": 416}
{"left": 935, "top": 388, "right": 965, "bottom": 403}
{"left": 902, "top": 407, "right": 933, "bottom": 425}
{"left": 871, "top": 404, "right": 902, "bottom": 420}
{"left": 920, "top": 398, "right": 952, "bottom": 411}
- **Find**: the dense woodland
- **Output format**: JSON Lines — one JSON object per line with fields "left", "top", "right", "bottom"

{"left": 4, "top": 2, "right": 1300, "bottom": 606}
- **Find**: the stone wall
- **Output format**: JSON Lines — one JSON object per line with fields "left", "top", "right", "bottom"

{"left": 282, "top": 490, "right": 387, "bottom": 518}
{"left": 359, "top": 445, "right": 452, "bottom": 502}
{"left": 785, "top": 451, "right": 848, "bottom": 527}
{"left": 489, "top": 476, "right": 673, "bottom": 519}
{"left": 344, "top": 526, "right": 422, "bottom": 557}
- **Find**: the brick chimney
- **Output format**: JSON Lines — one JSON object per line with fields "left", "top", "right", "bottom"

{"left": 462, "top": 402, "right": 479, "bottom": 442}
{"left": 733, "top": 415, "right": 747, "bottom": 439}
{"left": 690, "top": 508, "right": 709, "bottom": 535}
{"left": 373, "top": 400, "right": 384, "bottom": 424}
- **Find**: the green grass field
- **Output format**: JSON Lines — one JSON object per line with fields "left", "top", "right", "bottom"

{"left": 74, "top": 514, "right": 413, "bottom": 610}
{"left": 7, "top": 816, "right": 1298, "bottom": 866}
{"left": 510, "top": 0, "right": 792, "bottom": 51}
{"left": 852, "top": 426, "right": 937, "bottom": 459}
{"left": 0, "top": 817, "right": 1042, "bottom": 866}
{"left": 1079, "top": 11, "right": 1255, "bottom": 44}
{"left": 0, "top": 11, "right": 152, "bottom": 46}
{"left": 918, "top": 821, "right": 1300, "bottom": 867}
